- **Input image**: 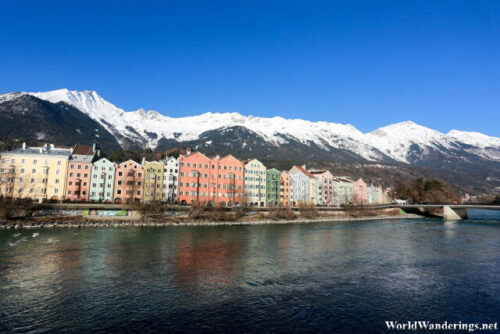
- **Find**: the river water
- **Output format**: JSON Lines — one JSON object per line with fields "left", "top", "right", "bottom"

{"left": 0, "top": 218, "right": 499, "bottom": 333}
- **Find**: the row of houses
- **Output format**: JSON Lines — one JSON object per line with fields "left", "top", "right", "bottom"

{"left": 0, "top": 144, "right": 391, "bottom": 206}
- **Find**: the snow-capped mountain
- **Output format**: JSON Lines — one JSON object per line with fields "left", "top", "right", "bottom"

{"left": 2, "top": 88, "right": 500, "bottom": 166}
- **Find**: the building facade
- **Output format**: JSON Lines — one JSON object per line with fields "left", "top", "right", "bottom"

{"left": 310, "top": 170, "right": 334, "bottom": 206}
{"left": 280, "top": 171, "right": 290, "bottom": 207}
{"left": 178, "top": 151, "right": 245, "bottom": 206}
{"left": 113, "top": 160, "right": 144, "bottom": 203}
{"left": 266, "top": 168, "right": 281, "bottom": 206}
{"left": 64, "top": 145, "right": 96, "bottom": 201}
{"left": 89, "top": 158, "right": 115, "bottom": 202}
{"left": 0, "top": 143, "right": 71, "bottom": 201}
{"left": 244, "top": 159, "right": 267, "bottom": 207}
{"left": 353, "top": 178, "right": 368, "bottom": 205}
{"left": 162, "top": 156, "right": 179, "bottom": 203}
{"left": 289, "top": 166, "right": 310, "bottom": 205}
{"left": 144, "top": 160, "right": 164, "bottom": 202}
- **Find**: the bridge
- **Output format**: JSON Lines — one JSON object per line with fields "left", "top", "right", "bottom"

{"left": 398, "top": 204, "right": 500, "bottom": 220}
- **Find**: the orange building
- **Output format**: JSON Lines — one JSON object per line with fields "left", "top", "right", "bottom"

{"left": 113, "top": 159, "right": 144, "bottom": 203}
{"left": 280, "top": 171, "right": 290, "bottom": 207}
{"left": 64, "top": 144, "right": 96, "bottom": 201}
{"left": 178, "top": 150, "right": 244, "bottom": 206}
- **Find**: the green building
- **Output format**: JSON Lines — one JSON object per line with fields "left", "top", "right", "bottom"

{"left": 266, "top": 168, "right": 281, "bottom": 206}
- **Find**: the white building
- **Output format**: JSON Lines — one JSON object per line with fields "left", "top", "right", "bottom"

{"left": 244, "top": 159, "right": 267, "bottom": 207}
{"left": 162, "top": 156, "right": 179, "bottom": 203}
{"left": 89, "top": 158, "right": 115, "bottom": 202}
{"left": 289, "top": 165, "right": 310, "bottom": 205}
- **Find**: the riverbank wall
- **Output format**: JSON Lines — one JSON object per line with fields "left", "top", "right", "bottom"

{"left": 0, "top": 214, "right": 425, "bottom": 229}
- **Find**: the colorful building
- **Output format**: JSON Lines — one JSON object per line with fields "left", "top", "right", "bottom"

{"left": 143, "top": 160, "right": 164, "bottom": 202}
{"left": 0, "top": 143, "right": 71, "bottom": 202}
{"left": 353, "top": 178, "right": 368, "bottom": 205}
{"left": 280, "top": 171, "right": 290, "bottom": 207}
{"left": 289, "top": 165, "right": 310, "bottom": 205}
{"left": 310, "top": 170, "right": 334, "bottom": 206}
{"left": 266, "top": 168, "right": 281, "bottom": 206}
{"left": 113, "top": 159, "right": 144, "bottom": 203}
{"left": 89, "top": 158, "right": 115, "bottom": 202}
{"left": 308, "top": 173, "right": 322, "bottom": 206}
{"left": 64, "top": 144, "right": 96, "bottom": 201}
{"left": 162, "top": 156, "right": 179, "bottom": 203}
{"left": 244, "top": 159, "right": 267, "bottom": 207}
{"left": 178, "top": 151, "right": 244, "bottom": 206}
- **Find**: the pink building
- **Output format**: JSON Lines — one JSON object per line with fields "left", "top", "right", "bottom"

{"left": 64, "top": 144, "right": 96, "bottom": 201}
{"left": 113, "top": 159, "right": 144, "bottom": 203}
{"left": 178, "top": 151, "right": 244, "bottom": 206}
{"left": 310, "top": 169, "right": 334, "bottom": 206}
{"left": 353, "top": 178, "right": 368, "bottom": 205}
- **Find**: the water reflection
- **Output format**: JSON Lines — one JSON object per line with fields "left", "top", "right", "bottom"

{"left": 0, "top": 219, "right": 499, "bottom": 333}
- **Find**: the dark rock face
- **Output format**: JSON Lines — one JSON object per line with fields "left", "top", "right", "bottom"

{"left": 0, "top": 95, "right": 120, "bottom": 152}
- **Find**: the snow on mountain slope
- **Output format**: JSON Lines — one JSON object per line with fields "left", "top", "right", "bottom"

{"left": 30, "top": 89, "right": 144, "bottom": 145}
{"left": 25, "top": 89, "right": 387, "bottom": 161}
{"left": 365, "top": 121, "right": 453, "bottom": 162}
{"left": 1, "top": 89, "right": 499, "bottom": 164}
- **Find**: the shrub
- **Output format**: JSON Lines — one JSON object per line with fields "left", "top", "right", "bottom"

{"left": 268, "top": 208, "right": 296, "bottom": 221}
{"left": 297, "top": 201, "right": 318, "bottom": 218}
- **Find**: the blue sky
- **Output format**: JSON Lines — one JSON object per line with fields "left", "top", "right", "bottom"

{"left": 1, "top": 0, "right": 499, "bottom": 136}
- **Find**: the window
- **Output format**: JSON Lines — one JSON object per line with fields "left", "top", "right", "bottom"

{"left": 32, "top": 169, "right": 36, "bottom": 173}
{"left": 54, "top": 188, "right": 59, "bottom": 194}
{"left": 69, "top": 181, "right": 73, "bottom": 186}
{"left": 117, "top": 190, "right": 122, "bottom": 195}
{"left": 77, "top": 165, "right": 82, "bottom": 169}
{"left": 56, "top": 170, "right": 60, "bottom": 175}
{"left": 29, "top": 188, "right": 34, "bottom": 194}
{"left": 57, "top": 160, "right": 62, "bottom": 166}
{"left": 69, "top": 172, "right": 74, "bottom": 177}
{"left": 68, "top": 190, "right": 72, "bottom": 195}
{"left": 55, "top": 179, "right": 59, "bottom": 184}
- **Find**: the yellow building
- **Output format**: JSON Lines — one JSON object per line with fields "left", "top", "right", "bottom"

{"left": 143, "top": 160, "right": 164, "bottom": 202}
{"left": 0, "top": 143, "right": 72, "bottom": 201}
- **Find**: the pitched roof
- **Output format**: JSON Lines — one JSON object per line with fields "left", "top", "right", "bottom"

{"left": 293, "top": 165, "right": 315, "bottom": 178}
{"left": 73, "top": 144, "right": 94, "bottom": 155}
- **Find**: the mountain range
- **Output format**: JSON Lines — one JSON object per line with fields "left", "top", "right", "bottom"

{"left": 1, "top": 89, "right": 499, "bottom": 193}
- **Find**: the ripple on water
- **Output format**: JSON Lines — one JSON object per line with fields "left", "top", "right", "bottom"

{"left": 0, "top": 218, "right": 499, "bottom": 333}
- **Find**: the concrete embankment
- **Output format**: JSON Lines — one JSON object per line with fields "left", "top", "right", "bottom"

{"left": 0, "top": 214, "right": 424, "bottom": 229}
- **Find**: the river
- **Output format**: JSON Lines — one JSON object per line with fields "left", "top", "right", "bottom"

{"left": 0, "top": 218, "right": 499, "bottom": 333}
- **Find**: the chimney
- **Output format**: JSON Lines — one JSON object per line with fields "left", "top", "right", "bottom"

{"left": 92, "top": 143, "right": 96, "bottom": 153}
{"left": 96, "top": 149, "right": 101, "bottom": 157}
{"left": 302, "top": 164, "right": 306, "bottom": 170}
{"left": 186, "top": 148, "right": 191, "bottom": 155}
{"left": 215, "top": 154, "right": 220, "bottom": 160}
{"left": 141, "top": 157, "right": 146, "bottom": 165}
{"left": 22, "top": 142, "right": 26, "bottom": 150}
{"left": 49, "top": 144, "right": 54, "bottom": 150}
